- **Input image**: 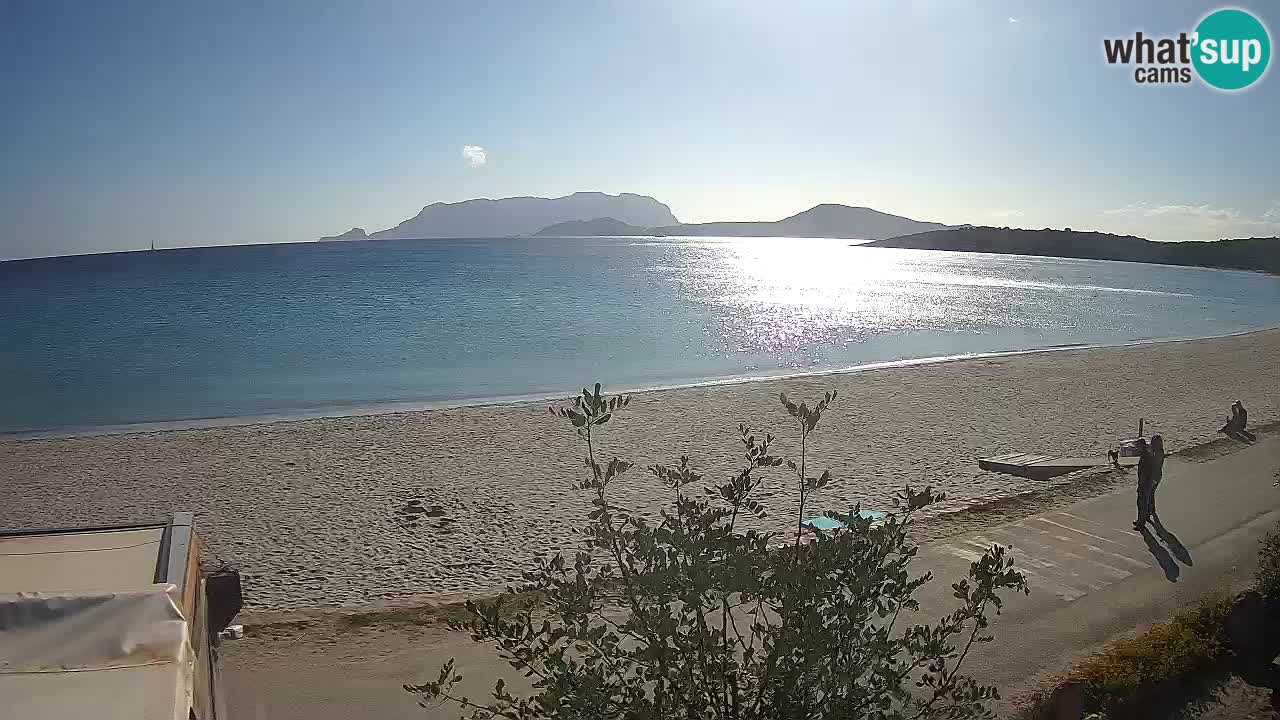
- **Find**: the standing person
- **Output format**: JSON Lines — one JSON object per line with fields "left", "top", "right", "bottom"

{"left": 1133, "top": 438, "right": 1153, "bottom": 531}
{"left": 1149, "top": 434, "right": 1166, "bottom": 518}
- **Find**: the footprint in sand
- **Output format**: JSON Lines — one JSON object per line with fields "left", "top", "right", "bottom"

{"left": 394, "top": 498, "right": 450, "bottom": 530}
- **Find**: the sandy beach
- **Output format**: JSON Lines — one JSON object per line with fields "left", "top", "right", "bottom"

{"left": 2, "top": 329, "right": 1277, "bottom": 611}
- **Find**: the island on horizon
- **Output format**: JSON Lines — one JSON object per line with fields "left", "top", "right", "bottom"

{"left": 318, "top": 191, "right": 1279, "bottom": 276}
{"left": 865, "top": 226, "right": 1280, "bottom": 275}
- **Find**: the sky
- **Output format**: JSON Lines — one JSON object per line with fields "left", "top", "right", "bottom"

{"left": 1, "top": 0, "right": 1278, "bottom": 260}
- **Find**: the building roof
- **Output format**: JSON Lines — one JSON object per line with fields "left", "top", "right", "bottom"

{"left": 0, "top": 525, "right": 166, "bottom": 595}
{"left": 0, "top": 519, "right": 195, "bottom": 720}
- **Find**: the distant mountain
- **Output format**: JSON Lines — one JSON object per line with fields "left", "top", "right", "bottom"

{"left": 651, "top": 204, "right": 950, "bottom": 240}
{"left": 325, "top": 196, "right": 947, "bottom": 243}
{"left": 362, "top": 192, "right": 678, "bottom": 240}
{"left": 865, "top": 227, "right": 1280, "bottom": 274}
{"left": 531, "top": 204, "right": 950, "bottom": 240}
{"left": 318, "top": 227, "right": 368, "bottom": 242}
{"left": 535, "top": 218, "right": 653, "bottom": 236}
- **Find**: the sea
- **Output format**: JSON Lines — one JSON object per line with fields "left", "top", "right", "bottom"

{"left": 3, "top": 236, "right": 1279, "bottom": 435}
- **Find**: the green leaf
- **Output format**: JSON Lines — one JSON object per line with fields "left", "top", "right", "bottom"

{"left": 418, "top": 381, "right": 1022, "bottom": 720}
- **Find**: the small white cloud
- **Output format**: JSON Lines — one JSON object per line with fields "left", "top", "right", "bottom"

{"left": 990, "top": 209, "right": 1025, "bottom": 218}
{"left": 1008, "top": 16, "right": 1020, "bottom": 23}
{"left": 461, "top": 145, "right": 487, "bottom": 167}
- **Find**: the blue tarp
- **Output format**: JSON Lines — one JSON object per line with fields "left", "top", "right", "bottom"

{"left": 802, "top": 510, "right": 887, "bottom": 531}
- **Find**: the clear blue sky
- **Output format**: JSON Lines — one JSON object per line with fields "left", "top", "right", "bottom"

{"left": 2, "top": 0, "right": 1277, "bottom": 259}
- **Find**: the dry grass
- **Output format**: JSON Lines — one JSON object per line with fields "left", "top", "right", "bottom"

{"left": 1013, "top": 595, "right": 1235, "bottom": 718}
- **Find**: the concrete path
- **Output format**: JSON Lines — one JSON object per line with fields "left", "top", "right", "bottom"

{"left": 223, "top": 436, "right": 1280, "bottom": 719}
{"left": 911, "top": 436, "right": 1280, "bottom": 713}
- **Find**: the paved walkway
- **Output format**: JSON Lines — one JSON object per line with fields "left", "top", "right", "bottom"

{"left": 224, "top": 435, "right": 1280, "bottom": 719}
{"left": 911, "top": 435, "right": 1280, "bottom": 712}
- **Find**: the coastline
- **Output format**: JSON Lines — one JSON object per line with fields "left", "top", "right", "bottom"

{"left": 2, "top": 327, "right": 1277, "bottom": 611}
{"left": 5, "top": 323, "right": 1278, "bottom": 443}
{"left": 235, "top": 414, "right": 1280, "bottom": 627}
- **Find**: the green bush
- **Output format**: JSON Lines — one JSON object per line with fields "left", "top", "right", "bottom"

{"left": 405, "top": 383, "right": 1028, "bottom": 719}
{"left": 1059, "top": 597, "right": 1232, "bottom": 713}
{"left": 1257, "top": 526, "right": 1280, "bottom": 600}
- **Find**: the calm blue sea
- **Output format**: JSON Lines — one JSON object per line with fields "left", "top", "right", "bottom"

{"left": 3, "top": 237, "right": 1279, "bottom": 434}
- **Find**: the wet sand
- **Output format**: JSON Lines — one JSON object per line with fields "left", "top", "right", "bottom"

{"left": 1, "top": 329, "right": 1277, "bottom": 610}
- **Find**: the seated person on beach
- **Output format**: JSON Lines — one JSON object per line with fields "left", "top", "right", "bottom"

{"left": 1220, "top": 401, "right": 1257, "bottom": 441}
{"left": 1237, "top": 401, "right": 1257, "bottom": 441}
{"left": 1221, "top": 404, "right": 1242, "bottom": 434}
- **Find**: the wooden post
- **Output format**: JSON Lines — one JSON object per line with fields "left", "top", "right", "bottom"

{"left": 1139, "top": 418, "right": 1144, "bottom": 438}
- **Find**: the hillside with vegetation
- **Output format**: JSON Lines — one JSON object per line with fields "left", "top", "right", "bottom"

{"left": 866, "top": 227, "right": 1280, "bottom": 274}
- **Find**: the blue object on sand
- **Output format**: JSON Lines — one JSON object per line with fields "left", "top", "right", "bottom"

{"left": 802, "top": 515, "right": 845, "bottom": 531}
{"left": 802, "top": 510, "right": 887, "bottom": 531}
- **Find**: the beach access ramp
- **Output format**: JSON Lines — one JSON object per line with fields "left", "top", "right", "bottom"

{"left": 978, "top": 452, "right": 1137, "bottom": 480}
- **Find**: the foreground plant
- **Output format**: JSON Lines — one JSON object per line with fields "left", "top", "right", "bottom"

{"left": 1257, "top": 523, "right": 1280, "bottom": 601}
{"left": 406, "top": 383, "right": 1028, "bottom": 719}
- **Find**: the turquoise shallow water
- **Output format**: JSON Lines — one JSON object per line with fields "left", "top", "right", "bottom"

{"left": 2, "top": 236, "right": 1279, "bottom": 434}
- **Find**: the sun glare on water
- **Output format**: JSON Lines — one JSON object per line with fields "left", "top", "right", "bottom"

{"left": 666, "top": 239, "right": 979, "bottom": 356}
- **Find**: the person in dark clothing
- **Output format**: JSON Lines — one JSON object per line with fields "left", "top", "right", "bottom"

{"left": 1222, "top": 403, "right": 1241, "bottom": 434}
{"left": 1237, "top": 401, "right": 1257, "bottom": 441}
{"left": 1222, "top": 401, "right": 1258, "bottom": 441}
{"left": 1148, "top": 434, "right": 1166, "bottom": 518}
{"left": 1133, "top": 438, "right": 1153, "bottom": 531}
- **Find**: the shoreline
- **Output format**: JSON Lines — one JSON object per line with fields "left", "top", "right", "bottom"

{"left": 239, "top": 419, "right": 1278, "bottom": 627}
{"left": 5, "top": 323, "right": 1278, "bottom": 443}
{"left": 3, "top": 327, "right": 1277, "bottom": 611}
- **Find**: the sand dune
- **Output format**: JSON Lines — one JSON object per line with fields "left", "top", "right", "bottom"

{"left": 2, "top": 330, "right": 1276, "bottom": 610}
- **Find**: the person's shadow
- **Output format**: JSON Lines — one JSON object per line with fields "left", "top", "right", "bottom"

{"left": 1152, "top": 515, "right": 1193, "bottom": 566}
{"left": 1220, "top": 424, "right": 1257, "bottom": 443}
{"left": 1139, "top": 525, "right": 1181, "bottom": 582}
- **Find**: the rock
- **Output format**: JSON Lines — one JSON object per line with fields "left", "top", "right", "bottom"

{"left": 318, "top": 227, "right": 368, "bottom": 242}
